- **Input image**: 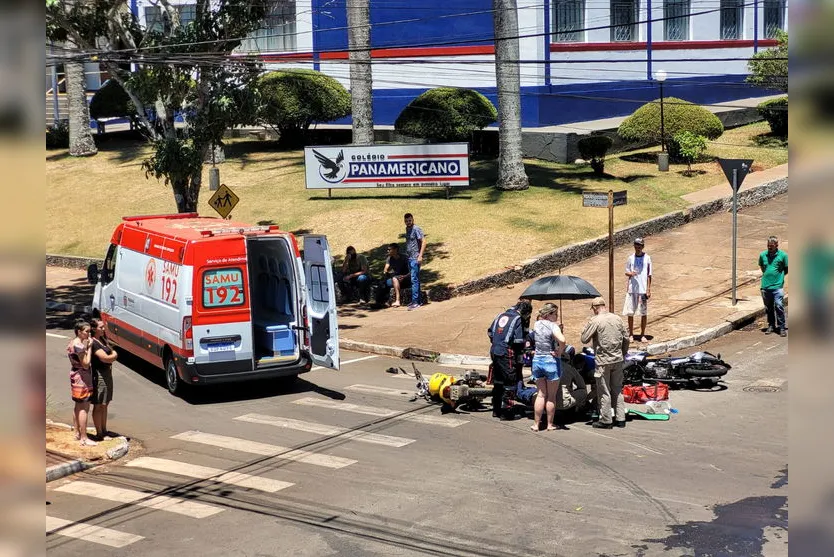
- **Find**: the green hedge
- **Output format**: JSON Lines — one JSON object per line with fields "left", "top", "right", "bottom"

{"left": 757, "top": 97, "right": 788, "bottom": 137}
{"left": 577, "top": 135, "right": 613, "bottom": 175}
{"left": 618, "top": 97, "right": 724, "bottom": 145}
{"left": 46, "top": 120, "right": 69, "bottom": 149}
{"left": 394, "top": 87, "right": 497, "bottom": 142}
{"left": 256, "top": 69, "right": 351, "bottom": 145}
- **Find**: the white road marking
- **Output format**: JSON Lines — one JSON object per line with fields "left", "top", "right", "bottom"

{"left": 765, "top": 343, "right": 780, "bottom": 351}
{"left": 345, "top": 384, "right": 414, "bottom": 397}
{"left": 46, "top": 516, "right": 143, "bottom": 548}
{"left": 46, "top": 332, "right": 69, "bottom": 339}
{"left": 171, "top": 431, "right": 357, "bottom": 469}
{"left": 311, "top": 354, "right": 378, "bottom": 371}
{"left": 292, "top": 397, "right": 469, "bottom": 427}
{"left": 125, "top": 456, "right": 294, "bottom": 493}
{"left": 574, "top": 428, "right": 665, "bottom": 456}
{"left": 55, "top": 481, "right": 223, "bottom": 518}
{"left": 234, "top": 413, "right": 415, "bottom": 448}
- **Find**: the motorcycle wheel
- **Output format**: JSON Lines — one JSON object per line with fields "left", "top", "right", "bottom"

{"left": 679, "top": 364, "right": 730, "bottom": 378}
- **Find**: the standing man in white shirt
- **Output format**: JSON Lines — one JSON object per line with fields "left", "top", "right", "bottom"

{"left": 623, "top": 237, "right": 653, "bottom": 342}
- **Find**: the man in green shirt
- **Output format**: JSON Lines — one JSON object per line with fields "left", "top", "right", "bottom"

{"left": 758, "top": 236, "right": 788, "bottom": 336}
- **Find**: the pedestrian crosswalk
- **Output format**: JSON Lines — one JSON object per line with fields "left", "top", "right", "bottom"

{"left": 47, "top": 385, "right": 469, "bottom": 549}
{"left": 125, "top": 456, "right": 295, "bottom": 493}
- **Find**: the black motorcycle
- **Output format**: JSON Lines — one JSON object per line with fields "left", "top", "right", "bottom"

{"left": 622, "top": 350, "right": 731, "bottom": 389}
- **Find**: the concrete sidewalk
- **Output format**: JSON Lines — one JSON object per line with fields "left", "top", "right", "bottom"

{"left": 46, "top": 167, "right": 788, "bottom": 361}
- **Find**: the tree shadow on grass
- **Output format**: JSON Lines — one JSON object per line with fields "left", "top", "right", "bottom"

{"left": 676, "top": 169, "right": 708, "bottom": 177}
{"left": 752, "top": 132, "right": 787, "bottom": 149}
{"left": 619, "top": 152, "right": 658, "bottom": 164}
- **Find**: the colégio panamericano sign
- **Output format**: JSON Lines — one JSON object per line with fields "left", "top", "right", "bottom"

{"left": 303, "top": 143, "right": 470, "bottom": 189}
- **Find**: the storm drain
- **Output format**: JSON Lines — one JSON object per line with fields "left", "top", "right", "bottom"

{"left": 743, "top": 385, "right": 782, "bottom": 393}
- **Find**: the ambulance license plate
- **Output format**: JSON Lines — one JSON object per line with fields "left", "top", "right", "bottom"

{"left": 208, "top": 343, "right": 235, "bottom": 353}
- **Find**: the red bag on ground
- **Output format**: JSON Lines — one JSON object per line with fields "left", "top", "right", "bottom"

{"left": 623, "top": 383, "right": 669, "bottom": 403}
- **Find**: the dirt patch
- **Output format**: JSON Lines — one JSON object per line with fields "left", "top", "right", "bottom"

{"left": 46, "top": 423, "right": 125, "bottom": 463}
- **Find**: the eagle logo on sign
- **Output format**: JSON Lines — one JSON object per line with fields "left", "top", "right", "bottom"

{"left": 313, "top": 149, "right": 347, "bottom": 183}
{"left": 145, "top": 259, "right": 156, "bottom": 294}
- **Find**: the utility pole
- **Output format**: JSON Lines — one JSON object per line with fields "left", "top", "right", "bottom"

{"left": 347, "top": 0, "right": 374, "bottom": 145}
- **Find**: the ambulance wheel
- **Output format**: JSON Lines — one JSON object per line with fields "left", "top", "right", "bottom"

{"left": 165, "top": 356, "right": 184, "bottom": 396}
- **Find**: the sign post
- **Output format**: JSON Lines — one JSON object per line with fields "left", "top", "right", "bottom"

{"left": 717, "top": 158, "right": 753, "bottom": 306}
{"left": 584, "top": 190, "right": 628, "bottom": 310}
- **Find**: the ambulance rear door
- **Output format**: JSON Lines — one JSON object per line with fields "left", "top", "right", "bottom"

{"left": 302, "top": 235, "right": 340, "bottom": 370}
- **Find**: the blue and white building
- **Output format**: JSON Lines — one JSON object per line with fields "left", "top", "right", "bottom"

{"left": 134, "top": 0, "right": 788, "bottom": 127}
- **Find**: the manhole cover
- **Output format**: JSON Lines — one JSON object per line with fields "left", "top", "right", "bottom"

{"left": 743, "top": 385, "right": 781, "bottom": 393}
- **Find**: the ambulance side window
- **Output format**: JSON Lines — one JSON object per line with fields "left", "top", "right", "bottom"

{"left": 102, "top": 244, "right": 117, "bottom": 284}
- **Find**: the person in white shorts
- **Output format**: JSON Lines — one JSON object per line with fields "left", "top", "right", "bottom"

{"left": 623, "top": 237, "right": 652, "bottom": 342}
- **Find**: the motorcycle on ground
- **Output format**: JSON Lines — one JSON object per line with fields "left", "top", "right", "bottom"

{"left": 621, "top": 350, "right": 732, "bottom": 389}
{"left": 412, "top": 365, "right": 493, "bottom": 410}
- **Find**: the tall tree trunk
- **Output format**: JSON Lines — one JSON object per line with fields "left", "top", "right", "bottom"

{"left": 347, "top": 0, "right": 374, "bottom": 144}
{"left": 65, "top": 38, "right": 97, "bottom": 157}
{"left": 492, "top": 0, "right": 528, "bottom": 190}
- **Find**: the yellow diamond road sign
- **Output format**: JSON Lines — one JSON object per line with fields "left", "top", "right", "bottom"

{"left": 208, "top": 184, "right": 239, "bottom": 218}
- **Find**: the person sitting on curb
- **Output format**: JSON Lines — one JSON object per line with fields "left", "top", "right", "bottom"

{"left": 382, "top": 243, "right": 410, "bottom": 307}
{"left": 338, "top": 246, "right": 371, "bottom": 304}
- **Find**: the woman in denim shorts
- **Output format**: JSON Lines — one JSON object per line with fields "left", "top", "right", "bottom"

{"left": 530, "top": 303, "right": 566, "bottom": 431}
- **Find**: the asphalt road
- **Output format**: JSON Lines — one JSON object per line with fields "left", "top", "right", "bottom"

{"left": 45, "top": 325, "right": 787, "bottom": 557}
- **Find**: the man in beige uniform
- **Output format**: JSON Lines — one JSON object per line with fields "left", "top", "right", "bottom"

{"left": 581, "top": 297, "right": 630, "bottom": 429}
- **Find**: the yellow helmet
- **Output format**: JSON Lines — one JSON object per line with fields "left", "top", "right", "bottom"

{"left": 428, "top": 372, "right": 452, "bottom": 397}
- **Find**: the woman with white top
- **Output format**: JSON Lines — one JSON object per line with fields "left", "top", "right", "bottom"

{"left": 530, "top": 303, "right": 567, "bottom": 431}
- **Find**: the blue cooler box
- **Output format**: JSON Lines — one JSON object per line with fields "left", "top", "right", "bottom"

{"left": 256, "top": 325, "right": 296, "bottom": 356}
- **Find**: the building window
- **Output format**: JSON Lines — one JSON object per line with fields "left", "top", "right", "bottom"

{"left": 764, "top": 0, "right": 786, "bottom": 38}
{"left": 611, "top": 0, "right": 638, "bottom": 42}
{"left": 664, "top": 0, "right": 690, "bottom": 41}
{"left": 238, "top": 0, "right": 297, "bottom": 53}
{"left": 552, "top": 0, "right": 585, "bottom": 43}
{"left": 143, "top": 4, "right": 197, "bottom": 34}
{"left": 720, "top": 0, "right": 743, "bottom": 39}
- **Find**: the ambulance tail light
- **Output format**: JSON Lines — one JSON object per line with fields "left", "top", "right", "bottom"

{"left": 301, "top": 306, "right": 310, "bottom": 349}
{"left": 182, "top": 316, "right": 193, "bottom": 351}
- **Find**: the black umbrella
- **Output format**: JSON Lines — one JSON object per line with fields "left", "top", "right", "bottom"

{"left": 520, "top": 275, "right": 601, "bottom": 301}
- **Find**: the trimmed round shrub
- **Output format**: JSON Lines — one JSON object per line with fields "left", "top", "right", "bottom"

{"left": 394, "top": 87, "right": 497, "bottom": 142}
{"left": 256, "top": 69, "right": 351, "bottom": 145}
{"left": 758, "top": 96, "right": 788, "bottom": 137}
{"left": 577, "top": 134, "right": 614, "bottom": 175}
{"left": 618, "top": 97, "right": 724, "bottom": 146}
{"left": 90, "top": 79, "right": 136, "bottom": 120}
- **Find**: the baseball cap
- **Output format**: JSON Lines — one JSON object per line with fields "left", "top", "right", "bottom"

{"left": 591, "top": 297, "right": 606, "bottom": 307}
{"left": 633, "top": 237, "right": 645, "bottom": 246}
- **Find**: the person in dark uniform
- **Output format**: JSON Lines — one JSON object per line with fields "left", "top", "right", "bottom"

{"left": 488, "top": 299, "right": 533, "bottom": 419}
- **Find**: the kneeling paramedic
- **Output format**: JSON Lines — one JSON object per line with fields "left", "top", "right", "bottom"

{"left": 488, "top": 299, "right": 532, "bottom": 419}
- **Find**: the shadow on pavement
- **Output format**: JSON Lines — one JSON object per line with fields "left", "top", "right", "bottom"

{"left": 643, "top": 467, "right": 788, "bottom": 557}
{"left": 115, "top": 349, "right": 345, "bottom": 405}
{"left": 47, "top": 275, "right": 94, "bottom": 309}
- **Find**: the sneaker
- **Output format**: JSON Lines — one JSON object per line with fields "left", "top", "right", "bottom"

{"left": 592, "top": 421, "right": 613, "bottom": 429}
{"left": 613, "top": 420, "right": 626, "bottom": 428}
{"left": 764, "top": 326, "right": 774, "bottom": 335}
{"left": 779, "top": 329, "right": 787, "bottom": 337}
{"left": 407, "top": 303, "right": 421, "bottom": 311}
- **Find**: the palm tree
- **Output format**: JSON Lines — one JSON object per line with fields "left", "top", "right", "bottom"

{"left": 347, "top": 0, "right": 374, "bottom": 144}
{"left": 492, "top": 0, "right": 528, "bottom": 190}
{"left": 65, "top": 37, "right": 97, "bottom": 157}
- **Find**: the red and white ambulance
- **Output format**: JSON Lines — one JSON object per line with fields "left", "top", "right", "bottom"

{"left": 87, "top": 212, "right": 339, "bottom": 395}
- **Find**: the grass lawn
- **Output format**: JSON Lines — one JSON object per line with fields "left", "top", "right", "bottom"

{"left": 46, "top": 122, "right": 787, "bottom": 287}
